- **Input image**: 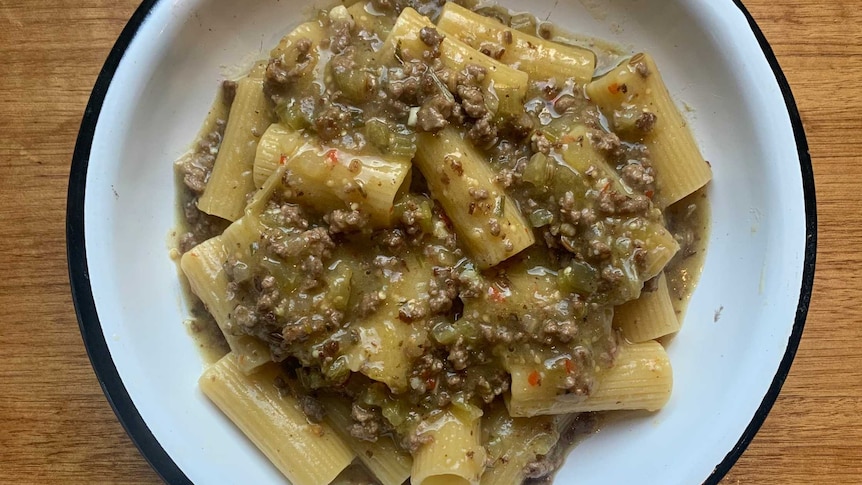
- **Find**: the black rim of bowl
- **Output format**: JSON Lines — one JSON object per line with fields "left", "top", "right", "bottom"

{"left": 66, "top": 1, "right": 817, "bottom": 484}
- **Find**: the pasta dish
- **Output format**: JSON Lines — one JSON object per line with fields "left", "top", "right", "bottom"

{"left": 174, "top": 1, "right": 712, "bottom": 483}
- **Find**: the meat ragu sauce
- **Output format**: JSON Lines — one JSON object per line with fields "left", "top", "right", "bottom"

{"left": 173, "top": 0, "right": 711, "bottom": 483}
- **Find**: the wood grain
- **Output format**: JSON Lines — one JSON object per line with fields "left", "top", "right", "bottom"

{"left": 0, "top": 0, "right": 857, "bottom": 484}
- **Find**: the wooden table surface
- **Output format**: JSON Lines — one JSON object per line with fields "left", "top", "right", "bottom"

{"left": 0, "top": 0, "right": 857, "bottom": 483}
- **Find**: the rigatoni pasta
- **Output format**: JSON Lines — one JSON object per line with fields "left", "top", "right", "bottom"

{"left": 436, "top": 2, "right": 596, "bottom": 84}
{"left": 173, "top": 1, "right": 711, "bottom": 483}
{"left": 200, "top": 354, "right": 355, "bottom": 485}
{"left": 586, "top": 53, "right": 713, "bottom": 208}
{"left": 197, "top": 77, "right": 273, "bottom": 221}
{"left": 411, "top": 407, "right": 486, "bottom": 485}
{"left": 414, "top": 127, "right": 535, "bottom": 268}
{"left": 614, "top": 272, "right": 681, "bottom": 342}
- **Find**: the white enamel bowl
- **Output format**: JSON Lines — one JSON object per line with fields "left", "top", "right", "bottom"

{"left": 67, "top": 0, "right": 816, "bottom": 484}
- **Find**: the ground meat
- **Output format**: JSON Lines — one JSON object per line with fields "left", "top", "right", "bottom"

{"left": 531, "top": 132, "right": 552, "bottom": 155}
{"left": 416, "top": 94, "right": 453, "bottom": 133}
{"left": 457, "top": 64, "right": 486, "bottom": 86}
{"left": 456, "top": 84, "right": 486, "bottom": 119}
{"left": 329, "top": 19, "right": 355, "bottom": 55}
{"left": 553, "top": 94, "right": 577, "bottom": 113}
{"left": 385, "top": 60, "right": 434, "bottom": 105}
{"left": 399, "top": 198, "right": 432, "bottom": 236}
{"left": 468, "top": 187, "right": 489, "bottom": 201}
{"left": 282, "top": 313, "right": 328, "bottom": 344}
{"left": 618, "top": 194, "right": 651, "bottom": 214}
{"left": 233, "top": 304, "right": 257, "bottom": 328}
{"left": 488, "top": 218, "right": 501, "bottom": 237}
{"left": 467, "top": 113, "right": 497, "bottom": 147}
{"left": 178, "top": 233, "right": 197, "bottom": 254}
{"left": 268, "top": 227, "right": 334, "bottom": 260}
{"left": 298, "top": 395, "right": 326, "bottom": 423}
{"left": 621, "top": 162, "right": 655, "bottom": 191}
{"left": 601, "top": 265, "right": 624, "bottom": 284}
{"left": 597, "top": 190, "right": 649, "bottom": 216}
{"left": 399, "top": 299, "right": 428, "bottom": 322}
{"left": 447, "top": 337, "right": 469, "bottom": 370}
{"left": 558, "top": 191, "right": 581, "bottom": 225}
{"left": 178, "top": 119, "right": 226, "bottom": 194}
{"left": 403, "top": 430, "right": 434, "bottom": 454}
{"left": 428, "top": 267, "right": 458, "bottom": 314}
{"left": 635, "top": 111, "right": 658, "bottom": 133}
{"left": 588, "top": 130, "right": 621, "bottom": 154}
{"left": 419, "top": 26, "right": 444, "bottom": 47}
{"left": 355, "top": 291, "right": 383, "bottom": 318}
{"left": 348, "top": 403, "right": 388, "bottom": 442}
{"left": 314, "top": 103, "right": 352, "bottom": 141}
{"left": 265, "top": 36, "right": 312, "bottom": 87}
{"left": 589, "top": 239, "right": 611, "bottom": 259}
{"left": 485, "top": 375, "right": 510, "bottom": 403}
{"left": 579, "top": 207, "right": 597, "bottom": 227}
{"left": 266, "top": 200, "right": 309, "bottom": 229}
{"left": 326, "top": 209, "right": 370, "bottom": 234}
{"left": 541, "top": 318, "right": 578, "bottom": 344}
{"left": 255, "top": 276, "right": 278, "bottom": 309}
{"left": 300, "top": 255, "right": 326, "bottom": 289}
{"left": 411, "top": 354, "right": 445, "bottom": 384}
{"left": 376, "top": 228, "right": 405, "bottom": 249}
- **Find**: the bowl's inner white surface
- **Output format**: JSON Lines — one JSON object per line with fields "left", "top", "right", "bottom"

{"left": 83, "top": 0, "right": 807, "bottom": 483}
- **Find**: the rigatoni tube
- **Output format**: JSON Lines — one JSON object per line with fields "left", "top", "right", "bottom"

{"left": 319, "top": 395, "right": 412, "bottom": 485}
{"left": 380, "top": 7, "right": 529, "bottom": 118}
{"left": 436, "top": 2, "right": 596, "bottom": 84}
{"left": 586, "top": 53, "right": 712, "bottom": 208}
{"left": 415, "top": 127, "right": 535, "bottom": 268}
{"left": 507, "top": 341, "right": 673, "bottom": 417}
{"left": 614, "top": 272, "right": 680, "bottom": 342}
{"left": 253, "top": 125, "right": 412, "bottom": 228}
{"left": 411, "top": 407, "right": 486, "bottom": 485}
{"left": 180, "top": 221, "right": 270, "bottom": 373}
{"left": 200, "top": 355, "right": 355, "bottom": 485}
{"left": 198, "top": 77, "right": 273, "bottom": 221}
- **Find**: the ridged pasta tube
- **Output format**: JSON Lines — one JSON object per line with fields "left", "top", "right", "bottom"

{"left": 586, "top": 53, "right": 713, "bottom": 208}
{"left": 507, "top": 341, "right": 673, "bottom": 416}
{"left": 436, "top": 3, "right": 596, "bottom": 84}
{"left": 415, "top": 127, "right": 535, "bottom": 268}
{"left": 380, "top": 8, "right": 529, "bottom": 118}
{"left": 198, "top": 77, "right": 273, "bottom": 221}
{"left": 319, "top": 395, "right": 412, "bottom": 485}
{"left": 200, "top": 355, "right": 355, "bottom": 485}
{"left": 615, "top": 272, "right": 680, "bottom": 342}
{"left": 411, "top": 406, "right": 486, "bottom": 485}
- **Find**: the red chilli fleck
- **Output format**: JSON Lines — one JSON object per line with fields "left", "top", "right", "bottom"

{"left": 528, "top": 370, "right": 542, "bottom": 387}
{"left": 324, "top": 149, "right": 338, "bottom": 167}
{"left": 488, "top": 286, "right": 507, "bottom": 303}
